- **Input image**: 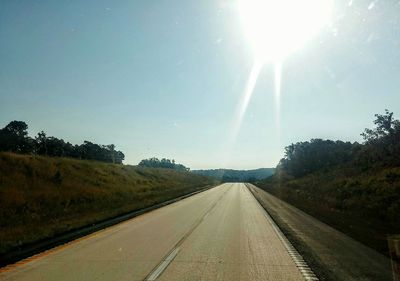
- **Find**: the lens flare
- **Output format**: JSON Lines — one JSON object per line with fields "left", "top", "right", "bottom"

{"left": 223, "top": 62, "right": 263, "bottom": 167}
{"left": 274, "top": 62, "right": 282, "bottom": 127}
{"left": 233, "top": 61, "right": 263, "bottom": 139}
{"left": 225, "top": 0, "right": 333, "bottom": 166}
{"left": 238, "top": 0, "right": 333, "bottom": 63}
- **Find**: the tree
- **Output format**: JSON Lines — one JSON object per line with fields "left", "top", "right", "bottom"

{"left": 106, "top": 144, "right": 116, "bottom": 163}
{"left": 114, "top": 151, "right": 125, "bottom": 164}
{"left": 138, "top": 157, "right": 189, "bottom": 171}
{"left": 361, "top": 110, "right": 399, "bottom": 142}
{"left": 0, "top": 121, "right": 34, "bottom": 153}
{"left": 277, "top": 110, "right": 400, "bottom": 177}
{"left": 4, "top": 121, "right": 28, "bottom": 137}
{"left": 277, "top": 139, "right": 358, "bottom": 177}
{"left": 0, "top": 120, "right": 125, "bottom": 164}
{"left": 358, "top": 110, "right": 400, "bottom": 168}
{"left": 35, "top": 131, "right": 48, "bottom": 155}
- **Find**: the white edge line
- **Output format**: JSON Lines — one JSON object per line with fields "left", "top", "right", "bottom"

{"left": 247, "top": 184, "right": 319, "bottom": 281}
{"left": 146, "top": 247, "right": 180, "bottom": 281}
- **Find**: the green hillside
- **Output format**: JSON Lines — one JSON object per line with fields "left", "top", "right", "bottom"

{"left": 256, "top": 110, "right": 400, "bottom": 256}
{"left": 192, "top": 168, "right": 275, "bottom": 182}
{"left": 257, "top": 166, "right": 400, "bottom": 255}
{"left": 0, "top": 152, "right": 216, "bottom": 254}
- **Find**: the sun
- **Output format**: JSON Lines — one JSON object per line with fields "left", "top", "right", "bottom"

{"left": 238, "top": 0, "right": 333, "bottom": 63}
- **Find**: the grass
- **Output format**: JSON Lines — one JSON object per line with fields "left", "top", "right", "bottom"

{"left": 0, "top": 152, "right": 216, "bottom": 255}
{"left": 256, "top": 166, "right": 400, "bottom": 256}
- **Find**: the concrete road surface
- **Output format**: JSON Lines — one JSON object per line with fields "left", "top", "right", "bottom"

{"left": 0, "top": 183, "right": 305, "bottom": 281}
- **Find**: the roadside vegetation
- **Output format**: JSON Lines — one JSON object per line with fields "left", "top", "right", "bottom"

{"left": 256, "top": 110, "right": 400, "bottom": 256}
{"left": 0, "top": 152, "right": 216, "bottom": 255}
{"left": 193, "top": 168, "right": 275, "bottom": 182}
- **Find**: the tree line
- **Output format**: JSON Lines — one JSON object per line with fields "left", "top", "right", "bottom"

{"left": 192, "top": 168, "right": 275, "bottom": 182}
{"left": 0, "top": 121, "right": 125, "bottom": 164}
{"left": 138, "top": 157, "right": 189, "bottom": 171}
{"left": 277, "top": 110, "right": 400, "bottom": 177}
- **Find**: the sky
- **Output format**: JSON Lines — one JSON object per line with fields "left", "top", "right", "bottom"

{"left": 1, "top": 0, "right": 400, "bottom": 169}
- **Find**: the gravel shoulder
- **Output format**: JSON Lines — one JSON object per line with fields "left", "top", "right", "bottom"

{"left": 247, "top": 183, "right": 393, "bottom": 281}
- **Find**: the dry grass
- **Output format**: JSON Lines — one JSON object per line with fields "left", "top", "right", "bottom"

{"left": 0, "top": 152, "right": 215, "bottom": 254}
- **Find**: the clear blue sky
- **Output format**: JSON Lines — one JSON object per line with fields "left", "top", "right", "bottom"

{"left": 1, "top": 0, "right": 399, "bottom": 169}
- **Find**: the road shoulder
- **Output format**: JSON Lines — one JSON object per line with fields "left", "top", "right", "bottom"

{"left": 247, "top": 183, "right": 392, "bottom": 281}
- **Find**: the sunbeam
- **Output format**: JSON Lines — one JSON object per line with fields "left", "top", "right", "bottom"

{"left": 238, "top": 0, "right": 333, "bottom": 63}
{"left": 222, "top": 62, "right": 263, "bottom": 167}
{"left": 274, "top": 61, "right": 282, "bottom": 130}
{"left": 224, "top": 0, "right": 333, "bottom": 166}
{"left": 227, "top": 0, "right": 333, "bottom": 164}
{"left": 235, "top": 61, "right": 263, "bottom": 138}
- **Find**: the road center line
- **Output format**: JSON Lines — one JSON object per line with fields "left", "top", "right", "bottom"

{"left": 143, "top": 186, "right": 230, "bottom": 281}
{"left": 146, "top": 248, "right": 180, "bottom": 281}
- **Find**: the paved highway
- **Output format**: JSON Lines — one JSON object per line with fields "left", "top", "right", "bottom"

{"left": 0, "top": 183, "right": 306, "bottom": 281}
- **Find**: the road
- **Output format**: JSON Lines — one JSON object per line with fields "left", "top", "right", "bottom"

{"left": 0, "top": 183, "right": 306, "bottom": 281}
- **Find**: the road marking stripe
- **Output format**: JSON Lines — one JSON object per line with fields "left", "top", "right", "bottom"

{"left": 246, "top": 184, "right": 319, "bottom": 281}
{"left": 143, "top": 186, "right": 230, "bottom": 281}
{"left": 263, "top": 212, "right": 319, "bottom": 281}
{"left": 146, "top": 248, "right": 180, "bottom": 281}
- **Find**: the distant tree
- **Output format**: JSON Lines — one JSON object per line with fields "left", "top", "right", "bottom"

{"left": 361, "top": 110, "right": 399, "bottom": 142}
{"left": 34, "top": 131, "right": 74, "bottom": 157}
{"left": 75, "top": 141, "right": 124, "bottom": 163}
{"left": 79, "top": 141, "right": 103, "bottom": 161}
{"left": 46, "top": 137, "right": 68, "bottom": 157}
{"left": 35, "top": 131, "right": 48, "bottom": 155}
{"left": 0, "top": 120, "right": 125, "bottom": 164}
{"left": 277, "top": 139, "right": 359, "bottom": 177}
{"left": 277, "top": 110, "right": 400, "bottom": 178}
{"left": 138, "top": 157, "right": 189, "bottom": 171}
{"left": 138, "top": 157, "right": 160, "bottom": 168}
{"left": 106, "top": 144, "right": 116, "bottom": 163}
{"left": 114, "top": 150, "right": 125, "bottom": 164}
{"left": 4, "top": 121, "right": 28, "bottom": 137}
{"left": 0, "top": 121, "right": 34, "bottom": 153}
{"left": 357, "top": 110, "right": 400, "bottom": 168}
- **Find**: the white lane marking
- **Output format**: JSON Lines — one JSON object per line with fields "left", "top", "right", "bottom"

{"left": 261, "top": 214, "right": 320, "bottom": 281}
{"left": 144, "top": 186, "right": 231, "bottom": 281}
{"left": 146, "top": 247, "right": 180, "bottom": 281}
{"left": 245, "top": 184, "right": 319, "bottom": 281}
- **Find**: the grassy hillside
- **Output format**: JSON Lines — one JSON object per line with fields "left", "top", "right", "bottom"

{"left": 192, "top": 168, "right": 275, "bottom": 182}
{"left": 256, "top": 166, "right": 400, "bottom": 256}
{"left": 0, "top": 152, "right": 216, "bottom": 255}
{"left": 257, "top": 111, "right": 400, "bottom": 256}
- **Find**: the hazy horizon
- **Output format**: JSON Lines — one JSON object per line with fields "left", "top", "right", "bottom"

{"left": 1, "top": 0, "right": 400, "bottom": 170}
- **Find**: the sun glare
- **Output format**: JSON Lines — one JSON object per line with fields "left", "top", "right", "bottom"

{"left": 227, "top": 0, "right": 333, "bottom": 167}
{"left": 238, "top": 0, "right": 333, "bottom": 62}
